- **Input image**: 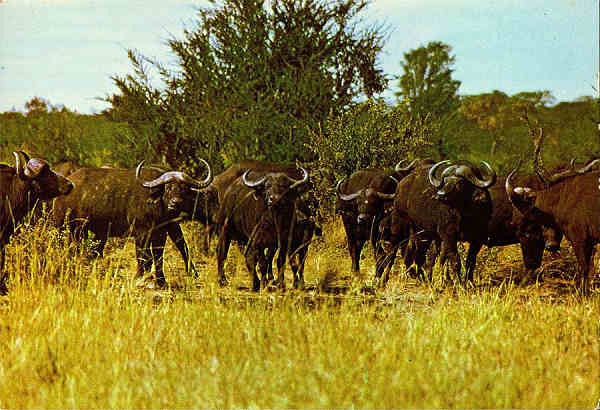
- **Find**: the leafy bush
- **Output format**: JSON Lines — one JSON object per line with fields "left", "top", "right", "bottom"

{"left": 307, "top": 99, "right": 432, "bottom": 213}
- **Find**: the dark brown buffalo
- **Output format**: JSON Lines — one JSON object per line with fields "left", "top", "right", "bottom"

{"left": 0, "top": 151, "right": 74, "bottom": 294}
{"left": 377, "top": 166, "right": 568, "bottom": 285}
{"left": 215, "top": 166, "right": 310, "bottom": 291}
{"left": 51, "top": 160, "right": 213, "bottom": 288}
{"left": 376, "top": 160, "right": 496, "bottom": 286}
{"left": 205, "top": 160, "right": 321, "bottom": 251}
{"left": 506, "top": 159, "right": 600, "bottom": 291}
{"left": 335, "top": 159, "right": 431, "bottom": 274}
{"left": 260, "top": 210, "right": 319, "bottom": 289}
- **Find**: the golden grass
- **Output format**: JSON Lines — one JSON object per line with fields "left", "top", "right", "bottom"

{"left": 0, "top": 219, "right": 598, "bottom": 408}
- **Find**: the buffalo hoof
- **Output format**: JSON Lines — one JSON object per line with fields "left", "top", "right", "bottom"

{"left": 135, "top": 277, "right": 168, "bottom": 290}
{"left": 518, "top": 271, "right": 538, "bottom": 286}
{"left": 218, "top": 276, "right": 229, "bottom": 288}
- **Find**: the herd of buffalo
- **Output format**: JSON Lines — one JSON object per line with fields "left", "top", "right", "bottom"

{"left": 1, "top": 151, "right": 600, "bottom": 294}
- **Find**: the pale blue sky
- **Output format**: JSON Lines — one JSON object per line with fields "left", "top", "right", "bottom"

{"left": 0, "top": 0, "right": 597, "bottom": 113}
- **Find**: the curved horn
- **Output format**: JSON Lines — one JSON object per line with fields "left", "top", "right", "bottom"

{"left": 505, "top": 160, "right": 534, "bottom": 212}
{"left": 575, "top": 158, "right": 600, "bottom": 174}
{"left": 543, "top": 158, "right": 600, "bottom": 185}
{"left": 336, "top": 177, "right": 362, "bottom": 201}
{"left": 13, "top": 151, "right": 27, "bottom": 180}
{"left": 458, "top": 161, "right": 496, "bottom": 189}
{"left": 373, "top": 190, "right": 396, "bottom": 200}
{"left": 242, "top": 169, "right": 267, "bottom": 188}
{"left": 394, "top": 159, "right": 419, "bottom": 172}
{"left": 135, "top": 160, "right": 145, "bottom": 180}
{"left": 505, "top": 165, "right": 520, "bottom": 203}
{"left": 289, "top": 166, "right": 309, "bottom": 190}
{"left": 18, "top": 151, "right": 31, "bottom": 163}
{"left": 373, "top": 174, "right": 399, "bottom": 200}
{"left": 139, "top": 160, "right": 212, "bottom": 189}
{"left": 428, "top": 160, "right": 451, "bottom": 188}
{"left": 196, "top": 158, "right": 213, "bottom": 187}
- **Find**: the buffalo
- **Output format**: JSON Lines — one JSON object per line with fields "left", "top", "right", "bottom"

{"left": 205, "top": 160, "right": 321, "bottom": 251}
{"left": 0, "top": 151, "right": 74, "bottom": 294}
{"left": 215, "top": 166, "right": 311, "bottom": 291}
{"left": 376, "top": 160, "right": 496, "bottom": 286}
{"left": 506, "top": 159, "right": 600, "bottom": 291}
{"left": 335, "top": 159, "right": 429, "bottom": 274}
{"left": 376, "top": 165, "right": 570, "bottom": 285}
{"left": 51, "top": 160, "right": 213, "bottom": 289}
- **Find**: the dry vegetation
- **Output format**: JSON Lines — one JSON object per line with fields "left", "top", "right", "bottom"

{"left": 0, "top": 218, "right": 598, "bottom": 408}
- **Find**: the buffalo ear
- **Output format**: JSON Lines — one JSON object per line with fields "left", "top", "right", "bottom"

{"left": 149, "top": 185, "right": 165, "bottom": 200}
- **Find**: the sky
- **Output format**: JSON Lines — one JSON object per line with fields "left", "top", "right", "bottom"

{"left": 0, "top": 0, "right": 598, "bottom": 114}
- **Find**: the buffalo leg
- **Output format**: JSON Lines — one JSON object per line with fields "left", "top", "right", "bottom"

{"left": 376, "top": 243, "right": 399, "bottom": 288}
{"left": 167, "top": 223, "right": 196, "bottom": 275}
{"left": 438, "top": 239, "right": 461, "bottom": 284}
{"left": 423, "top": 239, "right": 440, "bottom": 281}
{"left": 134, "top": 238, "right": 153, "bottom": 284}
{"left": 572, "top": 239, "right": 595, "bottom": 293}
{"left": 292, "top": 244, "right": 309, "bottom": 290}
{"left": 342, "top": 216, "right": 365, "bottom": 274}
{"left": 465, "top": 242, "right": 482, "bottom": 283}
{"left": 263, "top": 247, "right": 276, "bottom": 283}
{"left": 244, "top": 248, "right": 261, "bottom": 292}
{"left": 150, "top": 231, "right": 168, "bottom": 288}
{"left": 216, "top": 225, "right": 231, "bottom": 287}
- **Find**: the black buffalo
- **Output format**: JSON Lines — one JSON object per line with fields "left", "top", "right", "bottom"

{"left": 51, "top": 160, "right": 213, "bottom": 288}
{"left": 376, "top": 160, "right": 496, "bottom": 286}
{"left": 335, "top": 159, "right": 428, "bottom": 274}
{"left": 0, "top": 151, "right": 74, "bottom": 294}
{"left": 215, "top": 166, "right": 310, "bottom": 291}
{"left": 205, "top": 160, "right": 321, "bottom": 251}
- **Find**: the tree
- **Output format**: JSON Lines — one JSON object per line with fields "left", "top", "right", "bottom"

{"left": 106, "top": 0, "right": 388, "bottom": 174}
{"left": 460, "top": 90, "right": 554, "bottom": 156}
{"left": 395, "top": 41, "right": 461, "bottom": 159}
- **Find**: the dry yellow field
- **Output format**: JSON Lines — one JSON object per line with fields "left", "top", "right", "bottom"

{"left": 0, "top": 219, "right": 598, "bottom": 408}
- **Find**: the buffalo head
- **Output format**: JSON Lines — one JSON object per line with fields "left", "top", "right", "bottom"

{"left": 242, "top": 166, "right": 309, "bottom": 207}
{"left": 336, "top": 174, "right": 397, "bottom": 225}
{"left": 428, "top": 160, "right": 496, "bottom": 201}
{"left": 136, "top": 159, "right": 213, "bottom": 220}
{"left": 14, "top": 151, "right": 74, "bottom": 200}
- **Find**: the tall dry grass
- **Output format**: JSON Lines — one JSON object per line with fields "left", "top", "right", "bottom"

{"left": 0, "top": 218, "right": 597, "bottom": 408}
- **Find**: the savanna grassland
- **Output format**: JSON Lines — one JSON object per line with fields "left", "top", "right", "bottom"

{"left": 0, "top": 218, "right": 597, "bottom": 408}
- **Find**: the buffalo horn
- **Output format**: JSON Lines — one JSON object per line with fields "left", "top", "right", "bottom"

{"left": 242, "top": 169, "right": 267, "bottom": 188}
{"left": 544, "top": 158, "right": 600, "bottom": 185}
{"left": 428, "top": 160, "right": 452, "bottom": 188}
{"left": 336, "top": 177, "right": 362, "bottom": 201}
{"left": 575, "top": 158, "right": 600, "bottom": 174}
{"left": 140, "top": 159, "right": 213, "bottom": 189}
{"left": 373, "top": 174, "right": 399, "bottom": 200}
{"left": 135, "top": 160, "right": 145, "bottom": 180}
{"left": 13, "top": 151, "right": 30, "bottom": 180}
{"left": 460, "top": 161, "right": 496, "bottom": 189}
{"left": 289, "top": 166, "right": 309, "bottom": 190}
{"left": 394, "top": 159, "right": 418, "bottom": 172}
{"left": 374, "top": 190, "right": 396, "bottom": 200}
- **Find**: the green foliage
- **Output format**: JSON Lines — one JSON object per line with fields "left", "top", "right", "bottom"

{"left": 106, "top": 0, "right": 388, "bottom": 174}
{"left": 309, "top": 99, "right": 431, "bottom": 175}
{"left": 0, "top": 98, "right": 146, "bottom": 167}
{"left": 307, "top": 99, "right": 432, "bottom": 212}
{"left": 457, "top": 91, "right": 598, "bottom": 174}
{"left": 395, "top": 41, "right": 461, "bottom": 158}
